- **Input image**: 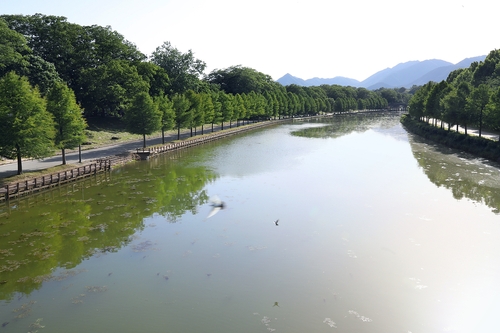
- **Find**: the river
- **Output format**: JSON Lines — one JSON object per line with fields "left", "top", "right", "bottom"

{"left": 1, "top": 112, "right": 499, "bottom": 333}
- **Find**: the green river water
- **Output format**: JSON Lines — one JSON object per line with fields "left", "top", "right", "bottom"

{"left": 1, "top": 112, "right": 499, "bottom": 333}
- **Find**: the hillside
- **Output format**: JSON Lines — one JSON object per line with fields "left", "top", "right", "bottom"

{"left": 277, "top": 55, "right": 486, "bottom": 89}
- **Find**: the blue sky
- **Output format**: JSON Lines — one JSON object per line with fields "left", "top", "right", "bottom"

{"left": 2, "top": 0, "right": 499, "bottom": 81}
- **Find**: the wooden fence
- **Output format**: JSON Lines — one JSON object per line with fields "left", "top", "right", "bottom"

{"left": 135, "top": 119, "right": 283, "bottom": 158}
{"left": 0, "top": 159, "right": 113, "bottom": 202}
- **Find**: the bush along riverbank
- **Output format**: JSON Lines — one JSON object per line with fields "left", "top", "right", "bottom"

{"left": 400, "top": 114, "right": 500, "bottom": 163}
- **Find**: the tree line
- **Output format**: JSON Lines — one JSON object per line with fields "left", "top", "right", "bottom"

{"left": 408, "top": 49, "right": 500, "bottom": 137}
{"left": 0, "top": 14, "right": 399, "bottom": 174}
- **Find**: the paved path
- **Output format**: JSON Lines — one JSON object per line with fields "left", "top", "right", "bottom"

{"left": 0, "top": 127, "right": 217, "bottom": 179}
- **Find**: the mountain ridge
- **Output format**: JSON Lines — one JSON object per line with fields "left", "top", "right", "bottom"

{"left": 277, "top": 55, "right": 486, "bottom": 89}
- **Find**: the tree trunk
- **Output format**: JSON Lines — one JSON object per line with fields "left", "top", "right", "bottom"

{"left": 143, "top": 134, "right": 146, "bottom": 148}
{"left": 62, "top": 148, "right": 66, "bottom": 165}
{"left": 16, "top": 144, "right": 22, "bottom": 175}
{"left": 479, "top": 108, "right": 483, "bottom": 137}
{"left": 201, "top": 125, "right": 204, "bottom": 135}
{"left": 221, "top": 122, "right": 224, "bottom": 130}
{"left": 177, "top": 126, "right": 181, "bottom": 140}
{"left": 211, "top": 123, "right": 214, "bottom": 133}
{"left": 190, "top": 127, "right": 193, "bottom": 137}
{"left": 162, "top": 128, "right": 165, "bottom": 144}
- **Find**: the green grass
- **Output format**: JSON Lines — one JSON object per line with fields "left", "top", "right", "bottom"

{"left": 83, "top": 117, "right": 164, "bottom": 147}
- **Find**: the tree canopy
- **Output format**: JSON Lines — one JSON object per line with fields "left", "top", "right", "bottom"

{"left": 0, "top": 72, "right": 55, "bottom": 174}
{"left": 150, "top": 41, "right": 206, "bottom": 94}
{"left": 409, "top": 49, "right": 500, "bottom": 133}
{"left": 46, "top": 81, "right": 87, "bottom": 164}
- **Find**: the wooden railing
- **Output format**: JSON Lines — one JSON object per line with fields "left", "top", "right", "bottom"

{"left": 0, "top": 159, "right": 112, "bottom": 201}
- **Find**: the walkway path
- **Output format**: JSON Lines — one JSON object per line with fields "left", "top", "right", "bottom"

{"left": 0, "top": 126, "right": 217, "bottom": 179}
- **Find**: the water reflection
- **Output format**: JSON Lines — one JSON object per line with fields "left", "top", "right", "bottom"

{"left": 291, "top": 111, "right": 406, "bottom": 139}
{"left": 408, "top": 135, "right": 500, "bottom": 213}
{"left": 0, "top": 150, "right": 217, "bottom": 300}
{"left": 1, "top": 113, "right": 499, "bottom": 333}
{"left": 294, "top": 112, "right": 500, "bottom": 214}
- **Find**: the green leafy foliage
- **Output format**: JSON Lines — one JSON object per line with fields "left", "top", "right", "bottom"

{"left": 124, "top": 92, "right": 161, "bottom": 148}
{"left": 46, "top": 81, "right": 87, "bottom": 163}
{"left": 0, "top": 72, "right": 55, "bottom": 174}
{"left": 0, "top": 18, "right": 31, "bottom": 78}
{"left": 206, "top": 65, "right": 280, "bottom": 94}
{"left": 151, "top": 41, "right": 206, "bottom": 94}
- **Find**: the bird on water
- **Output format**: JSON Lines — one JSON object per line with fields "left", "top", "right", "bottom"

{"left": 274, "top": 219, "right": 279, "bottom": 226}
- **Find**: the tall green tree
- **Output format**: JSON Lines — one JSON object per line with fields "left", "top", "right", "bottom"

{"left": 1, "top": 15, "right": 62, "bottom": 94}
{"left": 172, "top": 93, "right": 192, "bottom": 140}
{"left": 185, "top": 90, "right": 202, "bottom": 136}
{"left": 425, "top": 81, "right": 449, "bottom": 127}
{"left": 408, "top": 82, "right": 434, "bottom": 120}
{"left": 150, "top": 41, "right": 206, "bottom": 94}
{"left": 124, "top": 92, "right": 161, "bottom": 148}
{"left": 199, "top": 93, "right": 214, "bottom": 134}
{"left": 466, "top": 84, "right": 491, "bottom": 137}
{"left": 0, "top": 72, "right": 55, "bottom": 174}
{"left": 79, "top": 59, "right": 149, "bottom": 117}
{"left": 456, "top": 82, "right": 472, "bottom": 134}
{"left": 155, "top": 94, "right": 175, "bottom": 144}
{"left": 219, "top": 92, "right": 233, "bottom": 130}
{"left": 46, "top": 81, "right": 87, "bottom": 164}
{"left": 442, "top": 88, "right": 461, "bottom": 131}
{"left": 485, "top": 87, "right": 500, "bottom": 131}
{"left": 210, "top": 92, "right": 222, "bottom": 132}
{"left": 0, "top": 18, "right": 30, "bottom": 77}
{"left": 205, "top": 65, "right": 280, "bottom": 94}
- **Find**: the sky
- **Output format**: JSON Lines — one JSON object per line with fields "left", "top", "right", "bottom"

{"left": 2, "top": 0, "right": 499, "bottom": 82}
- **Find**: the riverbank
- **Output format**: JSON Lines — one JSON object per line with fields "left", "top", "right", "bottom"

{"left": 0, "top": 116, "right": 299, "bottom": 199}
{"left": 400, "top": 114, "right": 500, "bottom": 163}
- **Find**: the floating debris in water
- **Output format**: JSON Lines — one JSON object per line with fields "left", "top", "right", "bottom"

{"left": 347, "top": 250, "right": 357, "bottom": 258}
{"left": 2, "top": 322, "right": 9, "bottom": 327}
{"left": 323, "top": 317, "right": 337, "bottom": 328}
{"left": 28, "top": 318, "right": 45, "bottom": 332}
{"left": 71, "top": 294, "right": 85, "bottom": 304}
{"left": 260, "top": 316, "right": 277, "bottom": 332}
{"left": 348, "top": 310, "right": 372, "bottom": 322}
{"left": 13, "top": 300, "right": 37, "bottom": 319}
{"left": 409, "top": 277, "right": 428, "bottom": 290}
{"left": 131, "top": 240, "right": 155, "bottom": 252}
{"left": 85, "top": 285, "right": 107, "bottom": 293}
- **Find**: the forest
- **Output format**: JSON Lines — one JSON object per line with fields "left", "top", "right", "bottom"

{"left": 407, "top": 49, "right": 500, "bottom": 135}
{"left": 0, "top": 14, "right": 410, "bottom": 174}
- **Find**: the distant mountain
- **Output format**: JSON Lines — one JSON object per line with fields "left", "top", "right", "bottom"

{"left": 277, "top": 73, "right": 361, "bottom": 87}
{"left": 277, "top": 55, "right": 487, "bottom": 89}
{"left": 408, "top": 56, "right": 487, "bottom": 87}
